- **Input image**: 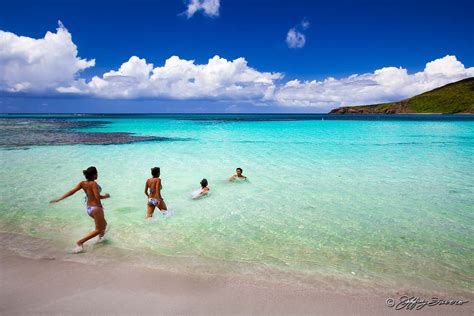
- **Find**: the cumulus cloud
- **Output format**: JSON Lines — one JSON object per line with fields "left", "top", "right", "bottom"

{"left": 183, "top": 0, "right": 220, "bottom": 18}
{"left": 0, "top": 21, "right": 94, "bottom": 93}
{"left": 76, "top": 55, "right": 282, "bottom": 100}
{"left": 57, "top": 54, "right": 474, "bottom": 109}
{"left": 273, "top": 55, "right": 474, "bottom": 108}
{"left": 1, "top": 25, "right": 473, "bottom": 111}
{"left": 286, "top": 18, "right": 310, "bottom": 49}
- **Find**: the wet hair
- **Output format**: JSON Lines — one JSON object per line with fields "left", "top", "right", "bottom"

{"left": 151, "top": 167, "right": 160, "bottom": 177}
{"left": 83, "top": 166, "right": 98, "bottom": 181}
{"left": 200, "top": 178, "right": 208, "bottom": 187}
{"left": 236, "top": 168, "right": 243, "bottom": 173}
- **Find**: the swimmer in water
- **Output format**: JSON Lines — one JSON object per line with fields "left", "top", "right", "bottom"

{"left": 50, "top": 166, "right": 110, "bottom": 254}
{"left": 228, "top": 167, "right": 247, "bottom": 181}
{"left": 145, "top": 167, "right": 167, "bottom": 218}
{"left": 192, "top": 178, "right": 210, "bottom": 199}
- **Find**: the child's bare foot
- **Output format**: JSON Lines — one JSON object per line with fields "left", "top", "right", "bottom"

{"left": 70, "top": 243, "right": 84, "bottom": 254}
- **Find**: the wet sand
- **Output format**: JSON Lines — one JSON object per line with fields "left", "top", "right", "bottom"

{"left": 1, "top": 248, "right": 472, "bottom": 315}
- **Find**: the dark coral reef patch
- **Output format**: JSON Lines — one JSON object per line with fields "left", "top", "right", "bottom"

{"left": 0, "top": 118, "right": 187, "bottom": 148}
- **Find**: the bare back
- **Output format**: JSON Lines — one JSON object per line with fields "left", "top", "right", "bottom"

{"left": 146, "top": 178, "right": 162, "bottom": 199}
{"left": 81, "top": 181, "right": 102, "bottom": 207}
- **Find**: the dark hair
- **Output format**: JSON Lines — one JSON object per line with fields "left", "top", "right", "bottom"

{"left": 83, "top": 166, "right": 98, "bottom": 181}
{"left": 151, "top": 167, "right": 160, "bottom": 177}
{"left": 236, "top": 168, "right": 243, "bottom": 172}
{"left": 200, "top": 178, "right": 208, "bottom": 187}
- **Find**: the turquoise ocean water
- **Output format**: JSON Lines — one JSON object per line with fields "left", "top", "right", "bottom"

{"left": 1, "top": 114, "right": 473, "bottom": 294}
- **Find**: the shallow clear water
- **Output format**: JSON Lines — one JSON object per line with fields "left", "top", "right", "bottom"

{"left": 1, "top": 114, "right": 473, "bottom": 294}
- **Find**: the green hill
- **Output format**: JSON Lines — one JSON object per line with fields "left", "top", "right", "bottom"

{"left": 329, "top": 77, "right": 474, "bottom": 114}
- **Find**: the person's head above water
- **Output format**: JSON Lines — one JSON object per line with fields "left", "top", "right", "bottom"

{"left": 83, "top": 166, "right": 98, "bottom": 181}
{"left": 200, "top": 178, "right": 208, "bottom": 188}
{"left": 236, "top": 168, "right": 243, "bottom": 176}
{"left": 151, "top": 167, "right": 160, "bottom": 178}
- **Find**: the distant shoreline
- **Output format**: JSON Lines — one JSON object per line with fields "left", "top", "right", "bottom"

{"left": 1, "top": 112, "right": 473, "bottom": 118}
{"left": 329, "top": 77, "right": 474, "bottom": 114}
{"left": 328, "top": 112, "right": 474, "bottom": 115}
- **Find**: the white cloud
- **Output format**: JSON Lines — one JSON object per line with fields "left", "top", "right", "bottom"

{"left": 184, "top": 0, "right": 220, "bottom": 18}
{"left": 286, "top": 28, "right": 306, "bottom": 49}
{"left": 1, "top": 24, "right": 473, "bottom": 111}
{"left": 76, "top": 55, "right": 282, "bottom": 99}
{"left": 273, "top": 55, "right": 474, "bottom": 109}
{"left": 286, "top": 19, "right": 310, "bottom": 49}
{"left": 0, "top": 21, "right": 94, "bottom": 93}
{"left": 60, "top": 54, "right": 474, "bottom": 109}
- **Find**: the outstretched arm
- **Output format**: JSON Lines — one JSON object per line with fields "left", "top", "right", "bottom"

{"left": 50, "top": 182, "right": 82, "bottom": 203}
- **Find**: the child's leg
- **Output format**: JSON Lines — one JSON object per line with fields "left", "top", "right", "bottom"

{"left": 146, "top": 203, "right": 155, "bottom": 218}
{"left": 77, "top": 208, "right": 106, "bottom": 245}
{"left": 158, "top": 199, "right": 168, "bottom": 211}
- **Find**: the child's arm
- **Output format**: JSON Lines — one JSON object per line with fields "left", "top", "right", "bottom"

{"left": 144, "top": 181, "right": 149, "bottom": 197}
{"left": 156, "top": 178, "right": 162, "bottom": 199}
{"left": 91, "top": 182, "right": 110, "bottom": 200}
{"left": 50, "top": 182, "right": 82, "bottom": 203}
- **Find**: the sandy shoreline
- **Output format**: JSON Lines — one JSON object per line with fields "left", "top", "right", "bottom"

{"left": 0, "top": 246, "right": 472, "bottom": 315}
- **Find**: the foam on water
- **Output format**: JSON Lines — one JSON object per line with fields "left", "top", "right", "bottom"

{"left": 0, "top": 116, "right": 473, "bottom": 295}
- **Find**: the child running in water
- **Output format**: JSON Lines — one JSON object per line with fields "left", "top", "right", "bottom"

{"left": 145, "top": 167, "right": 167, "bottom": 218}
{"left": 50, "top": 166, "right": 110, "bottom": 253}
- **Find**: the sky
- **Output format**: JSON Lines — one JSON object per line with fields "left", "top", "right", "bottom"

{"left": 0, "top": 0, "right": 473, "bottom": 113}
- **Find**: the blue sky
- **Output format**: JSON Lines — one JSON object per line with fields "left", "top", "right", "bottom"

{"left": 1, "top": 0, "right": 473, "bottom": 113}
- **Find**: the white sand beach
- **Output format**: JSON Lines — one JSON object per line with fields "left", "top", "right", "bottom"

{"left": 1, "top": 246, "right": 472, "bottom": 315}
